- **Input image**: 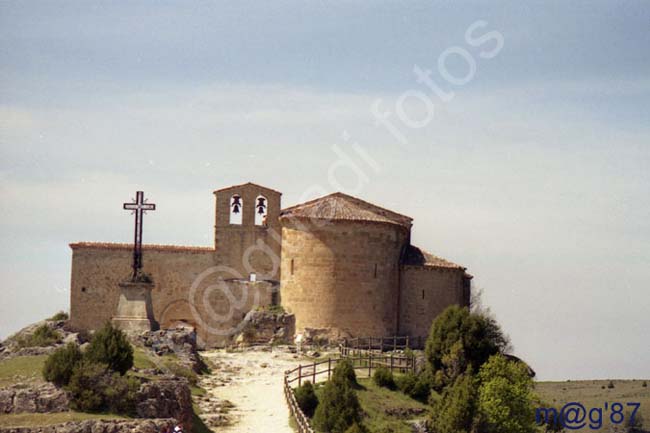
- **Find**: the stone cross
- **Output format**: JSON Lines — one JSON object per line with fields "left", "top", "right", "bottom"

{"left": 123, "top": 191, "right": 156, "bottom": 281}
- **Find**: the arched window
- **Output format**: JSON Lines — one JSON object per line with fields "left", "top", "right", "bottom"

{"left": 230, "top": 194, "right": 243, "bottom": 224}
{"left": 255, "top": 195, "right": 268, "bottom": 226}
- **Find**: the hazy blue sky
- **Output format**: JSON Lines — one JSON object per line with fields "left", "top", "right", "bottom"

{"left": 1, "top": 1, "right": 649, "bottom": 380}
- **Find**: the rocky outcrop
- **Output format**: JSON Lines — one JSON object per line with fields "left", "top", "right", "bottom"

{"left": 295, "top": 327, "right": 350, "bottom": 347}
{"left": 133, "top": 328, "right": 203, "bottom": 372}
{"left": 0, "top": 320, "right": 86, "bottom": 360}
{"left": 0, "top": 383, "right": 69, "bottom": 414}
{"left": 234, "top": 310, "right": 295, "bottom": 345}
{"left": 0, "top": 418, "right": 177, "bottom": 433}
{"left": 136, "top": 377, "right": 193, "bottom": 431}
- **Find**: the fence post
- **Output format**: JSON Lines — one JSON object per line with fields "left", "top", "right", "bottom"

{"left": 368, "top": 352, "right": 372, "bottom": 377}
{"left": 298, "top": 364, "right": 302, "bottom": 387}
{"left": 313, "top": 361, "right": 316, "bottom": 384}
{"left": 393, "top": 336, "right": 397, "bottom": 351}
{"left": 328, "top": 358, "right": 331, "bottom": 380}
{"left": 406, "top": 335, "right": 409, "bottom": 349}
{"left": 390, "top": 354, "right": 394, "bottom": 373}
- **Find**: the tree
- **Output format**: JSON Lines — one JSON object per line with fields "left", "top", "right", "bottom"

{"left": 313, "top": 360, "right": 363, "bottom": 433}
{"left": 425, "top": 305, "right": 509, "bottom": 387}
{"left": 84, "top": 322, "right": 134, "bottom": 375}
{"left": 43, "top": 342, "right": 83, "bottom": 386}
{"left": 476, "top": 354, "right": 537, "bottom": 433}
{"left": 430, "top": 371, "right": 478, "bottom": 433}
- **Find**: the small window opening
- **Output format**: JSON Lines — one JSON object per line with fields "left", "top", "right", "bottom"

{"left": 230, "top": 195, "right": 243, "bottom": 224}
{"left": 81, "top": 287, "right": 87, "bottom": 293}
{"left": 255, "top": 195, "right": 268, "bottom": 226}
{"left": 422, "top": 289, "right": 425, "bottom": 300}
{"left": 290, "top": 259, "right": 295, "bottom": 275}
{"left": 373, "top": 263, "right": 378, "bottom": 278}
{"left": 249, "top": 272, "right": 257, "bottom": 282}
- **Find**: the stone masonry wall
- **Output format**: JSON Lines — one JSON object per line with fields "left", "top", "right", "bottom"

{"left": 399, "top": 265, "right": 467, "bottom": 339}
{"left": 280, "top": 218, "right": 410, "bottom": 338}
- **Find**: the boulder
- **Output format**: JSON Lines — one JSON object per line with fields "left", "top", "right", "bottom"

{"left": 136, "top": 377, "right": 192, "bottom": 431}
{"left": 0, "top": 383, "right": 69, "bottom": 414}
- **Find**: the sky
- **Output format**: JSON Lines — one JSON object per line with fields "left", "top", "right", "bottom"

{"left": 1, "top": 1, "right": 649, "bottom": 380}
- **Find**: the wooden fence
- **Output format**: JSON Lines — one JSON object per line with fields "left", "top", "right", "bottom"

{"left": 340, "top": 335, "right": 425, "bottom": 355}
{"left": 283, "top": 351, "right": 416, "bottom": 433}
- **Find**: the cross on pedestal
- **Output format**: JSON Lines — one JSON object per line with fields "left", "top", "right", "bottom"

{"left": 123, "top": 191, "right": 156, "bottom": 281}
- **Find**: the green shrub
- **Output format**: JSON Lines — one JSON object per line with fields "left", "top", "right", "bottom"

{"left": 607, "top": 380, "right": 615, "bottom": 389}
{"left": 85, "top": 322, "right": 133, "bottom": 375}
{"left": 373, "top": 366, "right": 395, "bottom": 389}
{"left": 104, "top": 372, "right": 140, "bottom": 415}
{"left": 430, "top": 372, "right": 478, "bottom": 433}
{"left": 313, "top": 360, "right": 363, "bottom": 433}
{"left": 17, "top": 324, "right": 61, "bottom": 348}
{"left": 425, "top": 306, "right": 509, "bottom": 388}
{"left": 43, "top": 342, "right": 83, "bottom": 386}
{"left": 294, "top": 380, "right": 319, "bottom": 417}
{"left": 66, "top": 361, "right": 110, "bottom": 412}
{"left": 332, "top": 358, "right": 357, "bottom": 388}
{"left": 643, "top": 381, "right": 647, "bottom": 388}
{"left": 47, "top": 311, "right": 69, "bottom": 321}
{"left": 396, "top": 371, "right": 431, "bottom": 402}
{"left": 66, "top": 361, "right": 140, "bottom": 415}
{"left": 344, "top": 423, "right": 368, "bottom": 433}
{"left": 396, "top": 372, "right": 418, "bottom": 395}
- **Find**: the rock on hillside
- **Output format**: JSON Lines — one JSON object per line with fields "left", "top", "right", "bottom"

{"left": 0, "top": 418, "right": 177, "bottom": 433}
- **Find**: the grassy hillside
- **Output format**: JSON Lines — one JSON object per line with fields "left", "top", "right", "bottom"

{"left": 535, "top": 379, "right": 650, "bottom": 430}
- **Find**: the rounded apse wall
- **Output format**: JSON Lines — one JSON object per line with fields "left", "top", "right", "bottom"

{"left": 280, "top": 218, "right": 409, "bottom": 338}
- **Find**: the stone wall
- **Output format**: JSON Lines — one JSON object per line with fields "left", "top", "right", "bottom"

{"left": 280, "top": 218, "right": 410, "bottom": 337}
{"left": 69, "top": 244, "right": 275, "bottom": 347}
{"left": 398, "top": 265, "right": 468, "bottom": 338}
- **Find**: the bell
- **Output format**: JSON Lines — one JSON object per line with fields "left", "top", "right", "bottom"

{"left": 257, "top": 197, "right": 266, "bottom": 207}
{"left": 232, "top": 204, "right": 240, "bottom": 214}
{"left": 258, "top": 206, "right": 265, "bottom": 214}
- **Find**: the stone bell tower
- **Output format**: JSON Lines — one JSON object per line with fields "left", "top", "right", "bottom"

{"left": 213, "top": 182, "right": 282, "bottom": 282}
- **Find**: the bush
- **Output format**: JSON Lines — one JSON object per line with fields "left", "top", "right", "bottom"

{"left": 47, "top": 311, "right": 69, "bottom": 321}
{"left": 643, "top": 381, "right": 648, "bottom": 388}
{"left": 66, "top": 361, "right": 140, "bottom": 415}
{"left": 425, "top": 306, "right": 509, "bottom": 387}
{"left": 396, "top": 372, "right": 418, "bottom": 395}
{"left": 396, "top": 371, "right": 431, "bottom": 402}
{"left": 17, "top": 324, "right": 61, "bottom": 348}
{"left": 476, "top": 355, "right": 537, "bottom": 433}
{"left": 344, "top": 423, "right": 368, "bottom": 433}
{"left": 104, "top": 372, "right": 140, "bottom": 415}
{"left": 373, "top": 366, "right": 395, "bottom": 389}
{"left": 43, "top": 342, "right": 83, "bottom": 386}
{"left": 430, "top": 372, "right": 478, "bottom": 433}
{"left": 607, "top": 380, "right": 615, "bottom": 389}
{"left": 295, "top": 380, "right": 319, "bottom": 417}
{"left": 313, "top": 360, "right": 363, "bottom": 433}
{"left": 85, "top": 322, "right": 133, "bottom": 375}
{"left": 332, "top": 358, "right": 357, "bottom": 388}
{"left": 66, "top": 361, "right": 110, "bottom": 412}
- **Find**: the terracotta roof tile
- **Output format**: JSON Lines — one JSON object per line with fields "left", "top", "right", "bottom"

{"left": 69, "top": 242, "right": 214, "bottom": 252}
{"left": 280, "top": 192, "right": 413, "bottom": 228}
{"left": 402, "top": 245, "right": 465, "bottom": 270}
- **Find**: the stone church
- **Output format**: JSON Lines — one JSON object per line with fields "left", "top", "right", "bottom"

{"left": 69, "top": 182, "right": 472, "bottom": 347}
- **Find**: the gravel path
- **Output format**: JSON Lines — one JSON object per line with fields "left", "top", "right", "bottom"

{"left": 197, "top": 348, "right": 301, "bottom": 433}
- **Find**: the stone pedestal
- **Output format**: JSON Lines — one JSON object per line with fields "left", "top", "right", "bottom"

{"left": 112, "top": 281, "right": 155, "bottom": 332}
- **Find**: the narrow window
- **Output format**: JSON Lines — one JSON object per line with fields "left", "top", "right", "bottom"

{"left": 230, "top": 195, "right": 243, "bottom": 224}
{"left": 291, "top": 259, "right": 295, "bottom": 275}
{"left": 373, "top": 263, "right": 378, "bottom": 278}
{"left": 422, "top": 289, "right": 425, "bottom": 300}
{"left": 255, "top": 195, "right": 268, "bottom": 226}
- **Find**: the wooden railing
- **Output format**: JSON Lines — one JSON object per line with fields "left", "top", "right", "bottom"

{"left": 340, "top": 335, "right": 425, "bottom": 354}
{"left": 283, "top": 351, "right": 416, "bottom": 433}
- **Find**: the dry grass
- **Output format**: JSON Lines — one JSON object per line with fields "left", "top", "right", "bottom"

{"left": 535, "top": 379, "right": 650, "bottom": 431}
{"left": 0, "top": 355, "right": 47, "bottom": 387}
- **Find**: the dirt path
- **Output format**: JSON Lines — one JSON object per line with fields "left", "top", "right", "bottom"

{"left": 197, "top": 347, "right": 301, "bottom": 433}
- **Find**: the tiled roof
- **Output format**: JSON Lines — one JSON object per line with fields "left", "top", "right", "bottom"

{"left": 280, "top": 192, "right": 413, "bottom": 228}
{"left": 69, "top": 242, "right": 214, "bottom": 252}
{"left": 402, "top": 245, "right": 465, "bottom": 270}
{"left": 213, "top": 182, "right": 282, "bottom": 195}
